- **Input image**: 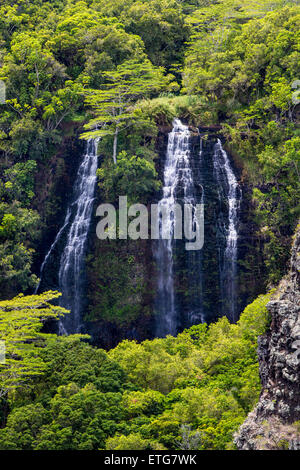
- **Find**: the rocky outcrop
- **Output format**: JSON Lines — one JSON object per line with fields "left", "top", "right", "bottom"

{"left": 235, "top": 223, "right": 300, "bottom": 450}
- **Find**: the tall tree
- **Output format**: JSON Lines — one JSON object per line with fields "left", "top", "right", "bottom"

{"left": 0, "top": 291, "right": 69, "bottom": 398}
{"left": 82, "top": 57, "right": 175, "bottom": 164}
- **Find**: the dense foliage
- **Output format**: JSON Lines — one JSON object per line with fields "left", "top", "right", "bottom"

{"left": 183, "top": 0, "right": 300, "bottom": 283}
{"left": 0, "top": 291, "right": 69, "bottom": 399}
{"left": 0, "top": 0, "right": 299, "bottom": 451}
{"left": 0, "top": 291, "right": 271, "bottom": 450}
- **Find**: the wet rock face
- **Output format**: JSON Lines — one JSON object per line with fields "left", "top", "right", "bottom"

{"left": 235, "top": 224, "right": 300, "bottom": 450}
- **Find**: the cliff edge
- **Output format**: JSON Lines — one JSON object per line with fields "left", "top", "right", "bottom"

{"left": 235, "top": 223, "right": 300, "bottom": 450}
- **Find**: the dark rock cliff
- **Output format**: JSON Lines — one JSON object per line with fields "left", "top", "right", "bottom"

{"left": 235, "top": 222, "right": 300, "bottom": 450}
{"left": 84, "top": 124, "right": 266, "bottom": 347}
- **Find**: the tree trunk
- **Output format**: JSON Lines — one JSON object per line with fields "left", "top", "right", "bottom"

{"left": 113, "top": 127, "right": 118, "bottom": 165}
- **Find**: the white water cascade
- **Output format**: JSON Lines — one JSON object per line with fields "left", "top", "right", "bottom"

{"left": 58, "top": 138, "right": 99, "bottom": 334}
{"left": 213, "top": 139, "right": 241, "bottom": 322}
{"left": 186, "top": 135, "right": 205, "bottom": 327}
{"left": 34, "top": 209, "right": 71, "bottom": 295}
{"left": 154, "top": 119, "right": 198, "bottom": 337}
{"left": 36, "top": 139, "right": 98, "bottom": 334}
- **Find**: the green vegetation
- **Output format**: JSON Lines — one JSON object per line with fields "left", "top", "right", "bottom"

{"left": 0, "top": 0, "right": 299, "bottom": 451}
{"left": 0, "top": 291, "right": 271, "bottom": 450}
{"left": 83, "top": 57, "right": 176, "bottom": 163}
{"left": 183, "top": 1, "right": 300, "bottom": 283}
{"left": 0, "top": 291, "right": 69, "bottom": 398}
{"left": 86, "top": 238, "right": 150, "bottom": 327}
{"left": 97, "top": 151, "right": 160, "bottom": 205}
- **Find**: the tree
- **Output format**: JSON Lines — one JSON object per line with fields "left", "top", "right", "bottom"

{"left": 176, "top": 424, "right": 202, "bottom": 450}
{"left": 106, "top": 432, "right": 166, "bottom": 450}
{"left": 97, "top": 151, "right": 160, "bottom": 204}
{"left": 0, "top": 291, "right": 68, "bottom": 398}
{"left": 119, "top": 0, "right": 190, "bottom": 70}
{"left": 82, "top": 57, "right": 175, "bottom": 164}
{"left": 4, "top": 160, "right": 37, "bottom": 205}
{"left": 0, "top": 201, "right": 41, "bottom": 297}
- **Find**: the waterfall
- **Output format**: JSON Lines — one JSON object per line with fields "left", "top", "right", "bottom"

{"left": 36, "top": 139, "right": 98, "bottom": 335}
{"left": 34, "top": 208, "right": 71, "bottom": 295}
{"left": 154, "top": 119, "right": 198, "bottom": 337}
{"left": 213, "top": 139, "right": 241, "bottom": 322}
{"left": 186, "top": 135, "right": 205, "bottom": 327}
{"left": 58, "top": 138, "right": 98, "bottom": 334}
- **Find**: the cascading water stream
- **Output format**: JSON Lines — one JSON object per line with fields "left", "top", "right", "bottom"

{"left": 186, "top": 135, "right": 205, "bottom": 327}
{"left": 34, "top": 209, "right": 71, "bottom": 295}
{"left": 58, "top": 138, "right": 99, "bottom": 334}
{"left": 36, "top": 139, "right": 98, "bottom": 335}
{"left": 213, "top": 139, "right": 241, "bottom": 322}
{"left": 154, "top": 119, "right": 198, "bottom": 337}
